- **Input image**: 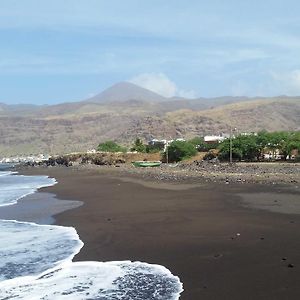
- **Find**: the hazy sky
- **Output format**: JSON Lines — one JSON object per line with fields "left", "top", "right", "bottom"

{"left": 1, "top": 0, "right": 300, "bottom": 104}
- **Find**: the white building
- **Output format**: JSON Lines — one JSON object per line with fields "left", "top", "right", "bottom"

{"left": 204, "top": 135, "right": 225, "bottom": 144}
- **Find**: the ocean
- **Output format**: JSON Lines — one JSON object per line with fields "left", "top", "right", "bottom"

{"left": 0, "top": 164, "right": 183, "bottom": 299}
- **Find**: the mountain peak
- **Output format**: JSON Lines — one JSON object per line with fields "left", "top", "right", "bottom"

{"left": 85, "top": 81, "right": 167, "bottom": 103}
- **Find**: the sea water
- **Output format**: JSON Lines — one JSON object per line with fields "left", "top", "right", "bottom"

{"left": 0, "top": 166, "right": 183, "bottom": 299}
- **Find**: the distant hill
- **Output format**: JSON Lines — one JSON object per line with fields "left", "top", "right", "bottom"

{"left": 85, "top": 81, "right": 167, "bottom": 103}
{"left": 0, "top": 102, "right": 40, "bottom": 115}
{"left": 0, "top": 82, "right": 299, "bottom": 156}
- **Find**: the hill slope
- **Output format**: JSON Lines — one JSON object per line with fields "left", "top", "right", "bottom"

{"left": 0, "top": 83, "right": 299, "bottom": 156}
{"left": 85, "top": 82, "right": 167, "bottom": 103}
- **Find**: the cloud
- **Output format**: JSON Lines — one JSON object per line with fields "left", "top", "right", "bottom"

{"left": 129, "top": 73, "right": 196, "bottom": 98}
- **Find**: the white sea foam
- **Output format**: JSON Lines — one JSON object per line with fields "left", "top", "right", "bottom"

{"left": 0, "top": 171, "right": 183, "bottom": 299}
{"left": 0, "top": 261, "right": 183, "bottom": 300}
{"left": 0, "top": 220, "right": 83, "bottom": 281}
{"left": 0, "top": 171, "right": 17, "bottom": 177}
{"left": 0, "top": 172, "right": 56, "bottom": 207}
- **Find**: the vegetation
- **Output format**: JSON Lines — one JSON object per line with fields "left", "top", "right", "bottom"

{"left": 145, "top": 143, "right": 164, "bottom": 153}
{"left": 96, "top": 131, "right": 300, "bottom": 163}
{"left": 97, "top": 141, "right": 127, "bottom": 153}
{"left": 130, "top": 138, "right": 146, "bottom": 153}
{"left": 130, "top": 138, "right": 166, "bottom": 153}
{"left": 165, "top": 140, "right": 197, "bottom": 162}
{"left": 189, "top": 137, "right": 218, "bottom": 152}
{"left": 218, "top": 131, "right": 300, "bottom": 161}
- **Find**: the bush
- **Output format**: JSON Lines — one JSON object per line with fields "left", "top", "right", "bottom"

{"left": 130, "top": 138, "right": 146, "bottom": 153}
{"left": 146, "top": 144, "right": 164, "bottom": 153}
{"left": 218, "top": 149, "right": 242, "bottom": 161}
{"left": 97, "top": 141, "right": 126, "bottom": 153}
{"left": 165, "top": 140, "right": 197, "bottom": 162}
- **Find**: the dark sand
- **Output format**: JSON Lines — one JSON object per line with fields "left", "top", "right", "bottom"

{"left": 21, "top": 167, "right": 300, "bottom": 300}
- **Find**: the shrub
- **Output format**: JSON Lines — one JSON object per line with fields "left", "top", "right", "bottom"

{"left": 146, "top": 144, "right": 164, "bottom": 153}
{"left": 165, "top": 140, "right": 197, "bottom": 162}
{"left": 130, "top": 138, "right": 146, "bottom": 153}
{"left": 97, "top": 141, "right": 126, "bottom": 153}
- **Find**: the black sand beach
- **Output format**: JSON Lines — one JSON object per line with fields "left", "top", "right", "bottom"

{"left": 20, "top": 166, "right": 300, "bottom": 300}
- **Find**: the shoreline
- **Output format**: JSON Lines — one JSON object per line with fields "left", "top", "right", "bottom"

{"left": 17, "top": 165, "right": 300, "bottom": 299}
{"left": 0, "top": 191, "right": 82, "bottom": 225}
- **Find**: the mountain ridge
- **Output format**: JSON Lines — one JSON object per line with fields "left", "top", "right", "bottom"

{"left": 85, "top": 81, "right": 167, "bottom": 103}
{"left": 0, "top": 82, "right": 299, "bottom": 156}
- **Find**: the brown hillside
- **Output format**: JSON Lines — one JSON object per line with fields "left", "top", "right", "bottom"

{"left": 0, "top": 95, "right": 299, "bottom": 156}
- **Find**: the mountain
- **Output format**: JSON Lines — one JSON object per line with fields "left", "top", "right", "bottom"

{"left": 85, "top": 81, "right": 167, "bottom": 103}
{"left": 0, "top": 82, "right": 299, "bottom": 156}
{"left": 0, "top": 103, "right": 8, "bottom": 112}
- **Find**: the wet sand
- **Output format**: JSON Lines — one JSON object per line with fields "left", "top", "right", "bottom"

{"left": 0, "top": 192, "right": 82, "bottom": 224}
{"left": 21, "top": 166, "right": 300, "bottom": 300}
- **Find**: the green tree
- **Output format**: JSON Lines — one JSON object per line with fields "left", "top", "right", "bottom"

{"left": 256, "top": 131, "right": 269, "bottom": 159}
{"left": 217, "top": 138, "right": 242, "bottom": 161}
{"left": 97, "top": 141, "right": 126, "bottom": 153}
{"left": 165, "top": 140, "right": 197, "bottom": 162}
{"left": 281, "top": 131, "right": 300, "bottom": 158}
{"left": 218, "top": 134, "right": 259, "bottom": 161}
{"left": 189, "top": 137, "right": 218, "bottom": 152}
{"left": 145, "top": 143, "right": 164, "bottom": 153}
{"left": 218, "top": 131, "right": 300, "bottom": 162}
{"left": 130, "top": 138, "right": 146, "bottom": 153}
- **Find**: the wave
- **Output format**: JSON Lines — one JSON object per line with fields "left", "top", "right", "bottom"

{"left": 0, "top": 172, "right": 56, "bottom": 207}
{"left": 0, "top": 219, "right": 83, "bottom": 281}
{"left": 0, "top": 171, "right": 183, "bottom": 299}
{"left": 0, "top": 171, "right": 16, "bottom": 177}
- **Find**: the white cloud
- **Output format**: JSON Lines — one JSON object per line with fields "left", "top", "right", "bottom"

{"left": 129, "top": 73, "right": 196, "bottom": 98}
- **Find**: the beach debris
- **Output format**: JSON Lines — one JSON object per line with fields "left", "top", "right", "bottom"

{"left": 230, "top": 233, "right": 241, "bottom": 240}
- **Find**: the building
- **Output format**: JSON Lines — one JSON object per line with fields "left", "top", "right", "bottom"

{"left": 204, "top": 135, "right": 226, "bottom": 144}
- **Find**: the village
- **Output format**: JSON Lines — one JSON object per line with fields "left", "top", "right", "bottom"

{"left": 1, "top": 131, "right": 299, "bottom": 166}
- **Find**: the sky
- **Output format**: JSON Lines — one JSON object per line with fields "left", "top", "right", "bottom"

{"left": 1, "top": 0, "right": 300, "bottom": 104}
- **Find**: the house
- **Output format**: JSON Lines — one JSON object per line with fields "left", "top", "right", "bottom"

{"left": 204, "top": 135, "right": 225, "bottom": 144}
